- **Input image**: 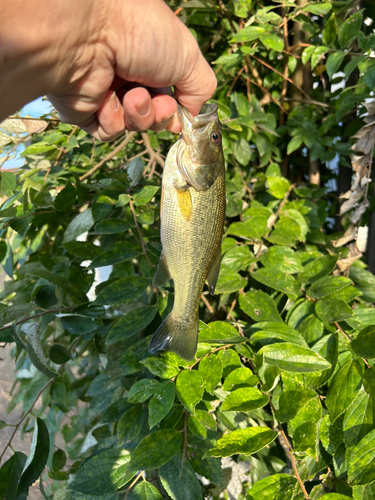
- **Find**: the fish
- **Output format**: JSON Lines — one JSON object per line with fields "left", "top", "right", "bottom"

{"left": 148, "top": 102, "right": 226, "bottom": 361}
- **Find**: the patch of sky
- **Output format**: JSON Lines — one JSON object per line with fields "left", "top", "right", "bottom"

{"left": 1, "top": 97, "right": 53, "bottom": 169}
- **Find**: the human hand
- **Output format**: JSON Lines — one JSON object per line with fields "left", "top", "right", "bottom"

{"left": 45, "top": 0, "right": 217, "bottom": 141}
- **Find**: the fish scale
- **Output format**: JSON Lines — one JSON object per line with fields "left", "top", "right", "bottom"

{"left": 149, "top": 103, "right": 226, "bottom": 360}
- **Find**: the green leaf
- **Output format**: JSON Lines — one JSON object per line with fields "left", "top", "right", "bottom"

{"left": 260, "top": 342, "right": 331, "bottom": 373}
{"left": 102, "top": 398, "right": 133, "bottom": 423}
{"left": 49, "top": 344, "right": 71, "bottom": 364}
{"left": 129, "top": 429, "right": 181, "bottom": 472}
{"left": 176, "top": 370, "right": 204, "bottom": 413}
{"left": 92, "top": 219, "right": 131, "bottom": 234}
{"left": 250, "top": 322, "right": 309, "bottom": 348}
{"left": 300, "top": 255, "right": 337, "bottom": 283}
{"left": 239, "top": 290, "right": 282, "bottom": 323}
{"left": 338, "top": 11, "right": 363, "bottom": 48}
{"left": 198, "top": 354, "right": 223, "bottom": 394}
{"left": 308, "top": 276, "right": 352, "bottom": 299}
{"left": 21, "top": 323, "right": 58, "bottom": 379}
{"left": 301, "top": 45, "right": 315, "bottom": 65}
{"left": 304, "top": 332, "right": 338, "bottom": 388}
{"left": 188, "top": 410, "right": 218, "bottom": 440}
{"left": 149, "top": 381, "right": 176, "bottom": 428}
{"left": 260, "top": 246, "right": 303, "bottom": 274}
{"left": 134, "top": 186, "right": 160, "bottom": 206}
{"left": 351, "top": 326, "right": 375, "bottom": 359}
{"left": 326, "top": 51, "right": 345, "bottom": 80}
{"left": 159, "top": 454, "right": 202, "bottom": 500}
{"left": 343, "top": 391, "right": 375, "bottom": 448}
{"left": 247, "top": 473, "right": 296, "bottom": 500}
{"left": 222, "top": 367, "right": 257, "bottom": 391}
{"left": 128, "top": 482, "right": 163, "bottom": 500}
{"left": 52, "top": 449, "right": 67, "bottom": 472}
{"left": 118, "top": 336, "right": 152, "bottom": 376}
{"left": 198, "top": 321, "right": 239, "bottom": 344}
{"left": 218, "top": 349, "right": 242, "bottom": 378}
{"left": 106, "top": 306, "right": 157, "bottom": 345}
{"left": 287, "top": 134, "right": 302, "bottom": 155}
{"left": 221, "top": 387, "right": 268, "bottom": 412}
{"left": 326, "top": 359, "right": 363, "bottom": 423}
{"left": 260, "top": 34, "right": 284, "bottom": 52}
{"left": 61, "top": 315, "right": 99, "bottom": 335}
{"left": 69, "top": 449, "right": 135, "bottom": 495}
{"left": 277, "top": 385, "right": 316, "bottom": 422}
{"left": 231, "top": 26, "right": 266, "bottom": 43}
{"left": 319, "top": 495, "right": 352, "bottom": 500}
{"left": 315, "top": 299, "right": 353, "bottom": 323}
{"left": 303, "top": 3, "right": 331, "bottom": 15}
{"left": 18, "top": 418, "right": 50, "bottom": 494}
{"left": 128, "top": 379, "right": 160, "bottom": 403}
{"left": 251, "top": 268, "right": 299, "bottom": 299}
{"left": 62, "top": 208, "right": 95, "bottom": 243}
{"left": 26, "top": 264, "right": 87, "bottom": 304}
{"left": 221, "top": 245, "right": 255, "bottom": 272}
{"left": 348, "top": 428, "right": 375, "bottom": 485}
{"left": 0, "top": 452, "right": 27, "bottom": 500}
{"left": 322, "top": 13, "right": 338, "bottom": 45}
{"left": 267, "top": 177, "right": 290, "bottom": 199}
{"left": 347, "top": 308, "right": 375, "bottom": 331}
{"left": 95, "top": 276, "right": 149, "bottom": 305}
{"left": 204, "top": 427, "right": 277, "bottom": 458}
{"left": 234, "top": 138, "right": 251, "bottom": 166}
{"left": 118, "top": 405, "right": 145, "bottom": 443}
{"left": 141, "top": 356, "right": 180, "bottom": 379}
{"left": 54, "top": 182, "right": 76, "bottom": 212}
{"left": 0, "top": 172, "right": 16, "bottom": 196}
{"left": 89, "top": 242, "right": 140, "bottom": 268}
{"left": 227, "top": 219, "right": 268, "bottom": 240}
{"left": 215, "top": 269, "right": 247, "bottom": 293}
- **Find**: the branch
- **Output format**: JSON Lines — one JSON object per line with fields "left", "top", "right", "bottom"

{"left": 0, "top": 334, "right": 82, "bottom": 463}
{"left": 180, "top": 410, "right": 189, "bottom": 474}
{"left": 0, "top": 307, "right": 73, "bottom": 333}
{"left": 250, "top": 54, "right": 311, "bottom": 100}
{"left": 79, "top": 131, "right": 136, "bottom": 181}
{"left": 201, "top": 293, "right": 214, "bottom": 314}
{"left": 141, "top": 133, "right": 165, "bottom": 169}
{"left": 129, "top": 199, "right": 152, "bottom": 269}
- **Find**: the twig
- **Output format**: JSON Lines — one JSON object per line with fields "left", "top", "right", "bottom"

{"left": 250, "top": 54, "right": 311, "bottom": 100}
{"left": 44, "top": 126, "right": 78, "bottom": 180}
{"left": 335, "top": 322, "right": 370, "bottom": 367}
{"left": 180, "top": 410, "right": 189, "bottom": 474}
{"left": 284, "top": 97, "right": 333, "bottom": 109}
{"left": 226, "top": 66, "right": 246, "bottom": 98}
{"left": 188, "top": 344, "right": 233, "bottom": 370}
{"left": 1, "top": 210, "right": 56, "bottom": 230}
{"left": 226, "top": 297, "right": 237, "bottom": 320}
{"left": 129, "top": 200, "right": 152, "bottom": 269}
{"left": 79, "top": 131, "right": 136, "bottom": 181}
{"left": 141, "top": 133, "right": 165, "bottom": 169}
{"left": 124, "top": 471, "right": 145, "bottom": 500}
{"left": 201, "top": 294, "right": 214, "bottom": 314}
{"left": 0, "top": 334, "right": 82, "bottom": 463}
{"left": 0, "top": 307, "right": 73, "bottom": 333}
{"left": 268, "top": 399, "right": 310, "bottom": 499}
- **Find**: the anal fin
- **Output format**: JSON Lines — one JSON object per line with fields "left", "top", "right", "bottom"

{"left": 153, "top": 252, "right": 172, "bottom": 288}
{"left": 206, "top": 246, "right": 221, "bottom": 295}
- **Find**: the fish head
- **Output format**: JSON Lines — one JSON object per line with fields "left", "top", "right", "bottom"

{"left": 177, "top": 103, "right": 224, "bottom": 191}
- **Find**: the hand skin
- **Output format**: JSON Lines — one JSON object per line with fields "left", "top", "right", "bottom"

{"left": 0, "top": 0, "right": 217, "bottom": 140}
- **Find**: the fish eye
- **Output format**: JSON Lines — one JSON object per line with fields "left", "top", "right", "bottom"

{"left": 211, "top": 131, "right": 221, "bottom": 144}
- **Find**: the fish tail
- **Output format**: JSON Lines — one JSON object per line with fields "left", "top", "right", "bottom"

{"left": 148, "top": 313, "right": 199, "bottom": 361}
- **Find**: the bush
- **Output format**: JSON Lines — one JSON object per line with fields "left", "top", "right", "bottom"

{"left": 0, "top": 1, "right": 375, "bottom": 499}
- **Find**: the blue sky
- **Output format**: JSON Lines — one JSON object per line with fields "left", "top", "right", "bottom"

{"left": 2, "top": 97, "right": 53, "bottom": 169}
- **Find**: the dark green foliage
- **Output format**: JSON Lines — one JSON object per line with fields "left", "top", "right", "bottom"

{"left": 0, "top": 0, "right": 375, "bottom": 498}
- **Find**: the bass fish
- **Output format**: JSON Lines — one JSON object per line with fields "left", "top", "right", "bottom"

{"left": 149, "top": 103, "right": 226, "bottom": 360}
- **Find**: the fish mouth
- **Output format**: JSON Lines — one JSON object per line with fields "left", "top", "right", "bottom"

{"left": 178, "top": 103, "right": 218, "bottom": 130}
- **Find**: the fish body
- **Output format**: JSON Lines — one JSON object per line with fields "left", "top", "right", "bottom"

{"left": 149, "top": 103, "right": 225, "bottom": 360}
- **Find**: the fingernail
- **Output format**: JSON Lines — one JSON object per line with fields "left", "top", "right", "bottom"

{"left": 136, "top": 97, "right": 151, "bottom": 117}
{"left": 109, "top": 91, "right": 120, "bottom": 112}
{"left": 161, "top": 112, "right": 175, "bottom": 124}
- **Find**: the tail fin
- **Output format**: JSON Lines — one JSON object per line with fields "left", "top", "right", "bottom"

{"left": 148, "top": 313, "right": 199, "bottom": 361}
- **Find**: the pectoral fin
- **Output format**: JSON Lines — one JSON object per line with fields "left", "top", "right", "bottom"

{"left": 177, "top": 188, "right": 193, "bottom": 222}
{"left": 206, "top": 247, "right": 222, "bottom": 295}
{"left": 153, "top": 252, "right": 172, "bottom": 287}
